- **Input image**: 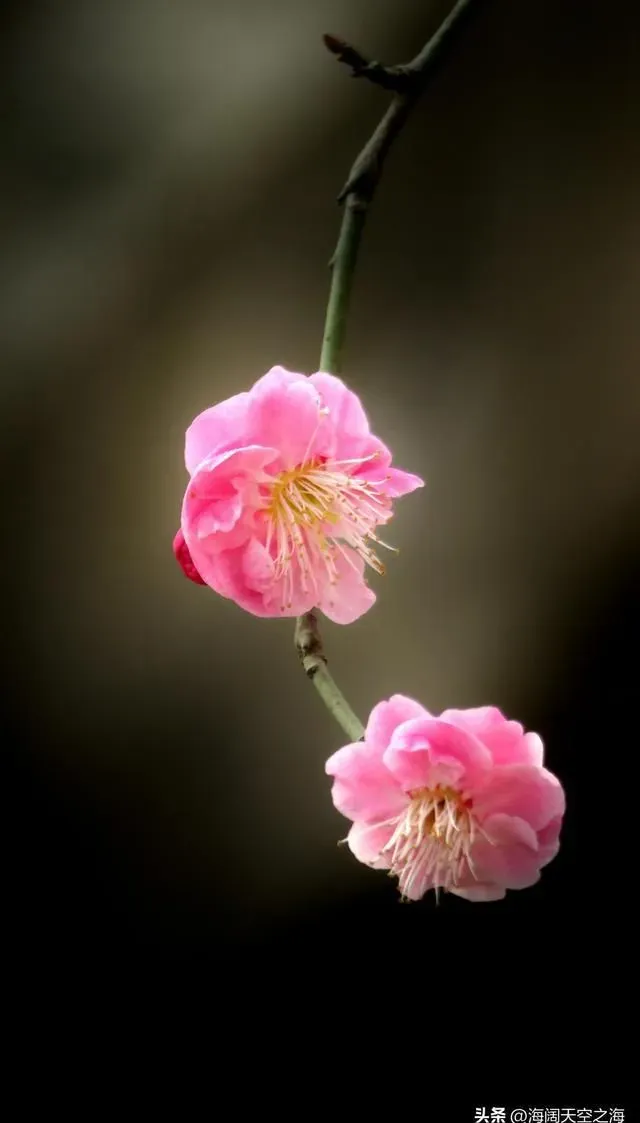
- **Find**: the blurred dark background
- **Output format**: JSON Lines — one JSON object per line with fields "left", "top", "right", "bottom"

{"left": 1, "top": 0, "right": 638, "bottom": 1034}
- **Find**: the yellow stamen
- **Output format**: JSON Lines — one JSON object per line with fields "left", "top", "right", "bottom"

{"left": 264, "top": 452, "right": 396, "bottom": 606}
{"left": 380, "top": 785, "right": 478, "bottom": 901}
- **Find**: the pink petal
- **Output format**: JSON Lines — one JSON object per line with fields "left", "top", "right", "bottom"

{"left": 184, "top": 445, "right": 277, "bottom": 517}
{"left": 315, "top": 549, "right": 376, "bottom": 625}
{"left": 241, "top": 537, "right": 275, "bottom": 593}
{"left": 309, "top": 371, "right": 371, "bottom": 442}
{"left": 250, "top": 365, "right": 302, "bottom": 393}
{"left": 441, "top": 706, "right": 544, "bottom": 767}
{"left": 190, "top": 537, "right": 313, "bottom": 619}
{"left": 182, "top": 444, "right": 278, "bottom": 591}
{"left": 470, "top": 833, "right": 543, "bottom": 891}
{"left": 325, "top": 741, "right": 407, "bottom": 822}
{"left": 185, "top": 391, "right": 251, "bottom": 475}
{"left": 195, "top": 493, "right": 244, "bottom": 538}
{"left": 449, "top": 884, "right": 507, "bottom": 902}
{"left": 246, "top": 366, "right": 328, "bottom": 467}
{"left": 522, "top": 734, "right": 545, "bottom": 768}
{"left": 185, "top": 542, "right": 252, "bottom": 604}
{"left": 384, "top": 717, "right": 493, "bottom": 792}
{"left": 536, "top": 815, "right": 563, "bottom": 867}
{"left": 308, "top": 375, "right": 425, "bottom": 498}
{"left": 347, "top": 435, "right": 393, "bottom": 477}
{"left": 473, "top": 764, "right": 566, "bottom": 832}
{"left": 365, "top": 695, "right": 431, "bottom": 753}
{"left": 351, "top": 438, "right": 423, "bottom": 494}
{"left": 385, "top": 747, "right": 466, "bottom": 793}
{"left": 481, "top": 812, "right": 539, "bottom": 850}
{"left": 259, "top": 555, "right": 318, "bottom": 618}
{"left": 346, "top": 820, "right": 394, "bottom": 868}
{"left": 381, "top": 467, "right": 425, "bottom": 498}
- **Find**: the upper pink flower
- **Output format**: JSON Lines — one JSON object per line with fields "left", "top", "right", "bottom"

{"left": 325, "top": 697, "right": 565, "bottom": 902}
{"left": 175, "top": 366, "right": 423, "bottom": 624}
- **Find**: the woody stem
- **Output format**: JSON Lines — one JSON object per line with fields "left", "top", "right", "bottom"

{"left": 295, "top": 0, "right": 479, "bottom": 740}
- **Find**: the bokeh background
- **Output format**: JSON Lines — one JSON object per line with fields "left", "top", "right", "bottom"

{"left": 2, "top": 0, "right": 638, "bottom": 996}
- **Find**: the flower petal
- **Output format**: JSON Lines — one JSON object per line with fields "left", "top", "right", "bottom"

{"left": 325, "top": 740, "right": 407, "bottom": 822}
{"left": 184, "top": 542, "right": 251, "bottom": 604}
{"left": 351, "top": 439, "right": 423, "bottom": 493}
{"left": 246, "top": 366, "right": 328, "bottom": 466}
{"left": 184, "top": 445, "right": 277, "bottom": 515}
{"left": 481, "top": 812, "right": 539, "bottom": 851}
{"left": 250, "top": 365, "right": 302, "bottom": 393}
{"left": 193, "top": 536, "right": 315, "bottom": 619}
{"left": 449, "top": 884, "right": 507, "bottom": 902}
{"left": 470, "top": 828, "right": 543, "bottom": 891}
{"left": 309, "top": 371, "right": 371, "bottom": 442}
{"left": 185, "top": 392, "right": 251, "bottom": 475}
{"left": 385, "top": 747, "right": 466, "bottom": 793}
{"left": 181, "top": 445, "right": 279, "bottom": 592}
{"left": 259, "top": 548, "right": 318, "bottom": 618}
{"left": 365, "top": 695, "right": 431, "bottom": 753}
{"left": 536, "top": 815, "right": 563, "bottom": 867}
{"left": 346, "top": 820, "right": 394, "bottom": 868}
{"left": 241, "top": 537, "right": 275, "bottom": 593}
{"left": 381, "top": 468, "right": 425, "bottom": 498}
{"left": 384, "top": 717, "right": 493, "bottom": 792}
{"left": 316, "top": 548, "right": 376, "bottom": 625}
{"left": 195, "top": 493, "right": 244, "bottom": 537}
{"left": 440, "top": 706, "right": 544, "bottom": 767}
{"left": 473, "top": 763, "right": 566, "bottom": 832}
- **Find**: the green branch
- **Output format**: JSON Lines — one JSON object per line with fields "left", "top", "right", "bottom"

{"left": 295, "top": 0, "right": 480, "bottom": 740}
{"left": 319, "top": 203, "right": 366, "bottom": 376}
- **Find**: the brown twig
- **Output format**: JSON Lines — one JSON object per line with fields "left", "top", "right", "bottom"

{"left": 296, "top": 1, "right": 480, "bottom": 739}
{"left": 322, "top": 34, "right": 414, "bottom": 93}
{"left": 325, "top": 0, "right": 480, "bottom": 203}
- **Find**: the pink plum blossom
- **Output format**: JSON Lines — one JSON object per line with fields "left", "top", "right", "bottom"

{"left": 325, "top": 696, "right": 565, "bottom": 902}
{"left": 174, "top": 366, "right": 423, "bottom": 624}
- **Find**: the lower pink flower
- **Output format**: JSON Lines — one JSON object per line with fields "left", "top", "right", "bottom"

{"left": 325, "top": 697, "right": 565, "bottom": 902}
{"left": 174, "top": 365, "right": 423, "bottom": 624}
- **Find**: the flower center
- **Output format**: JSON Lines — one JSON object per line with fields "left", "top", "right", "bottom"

{"left": 382, "top": 786, "right": 477, "bottom": 901}
{"left": 264, "top": 454, "right": 395, "bottom": 610}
